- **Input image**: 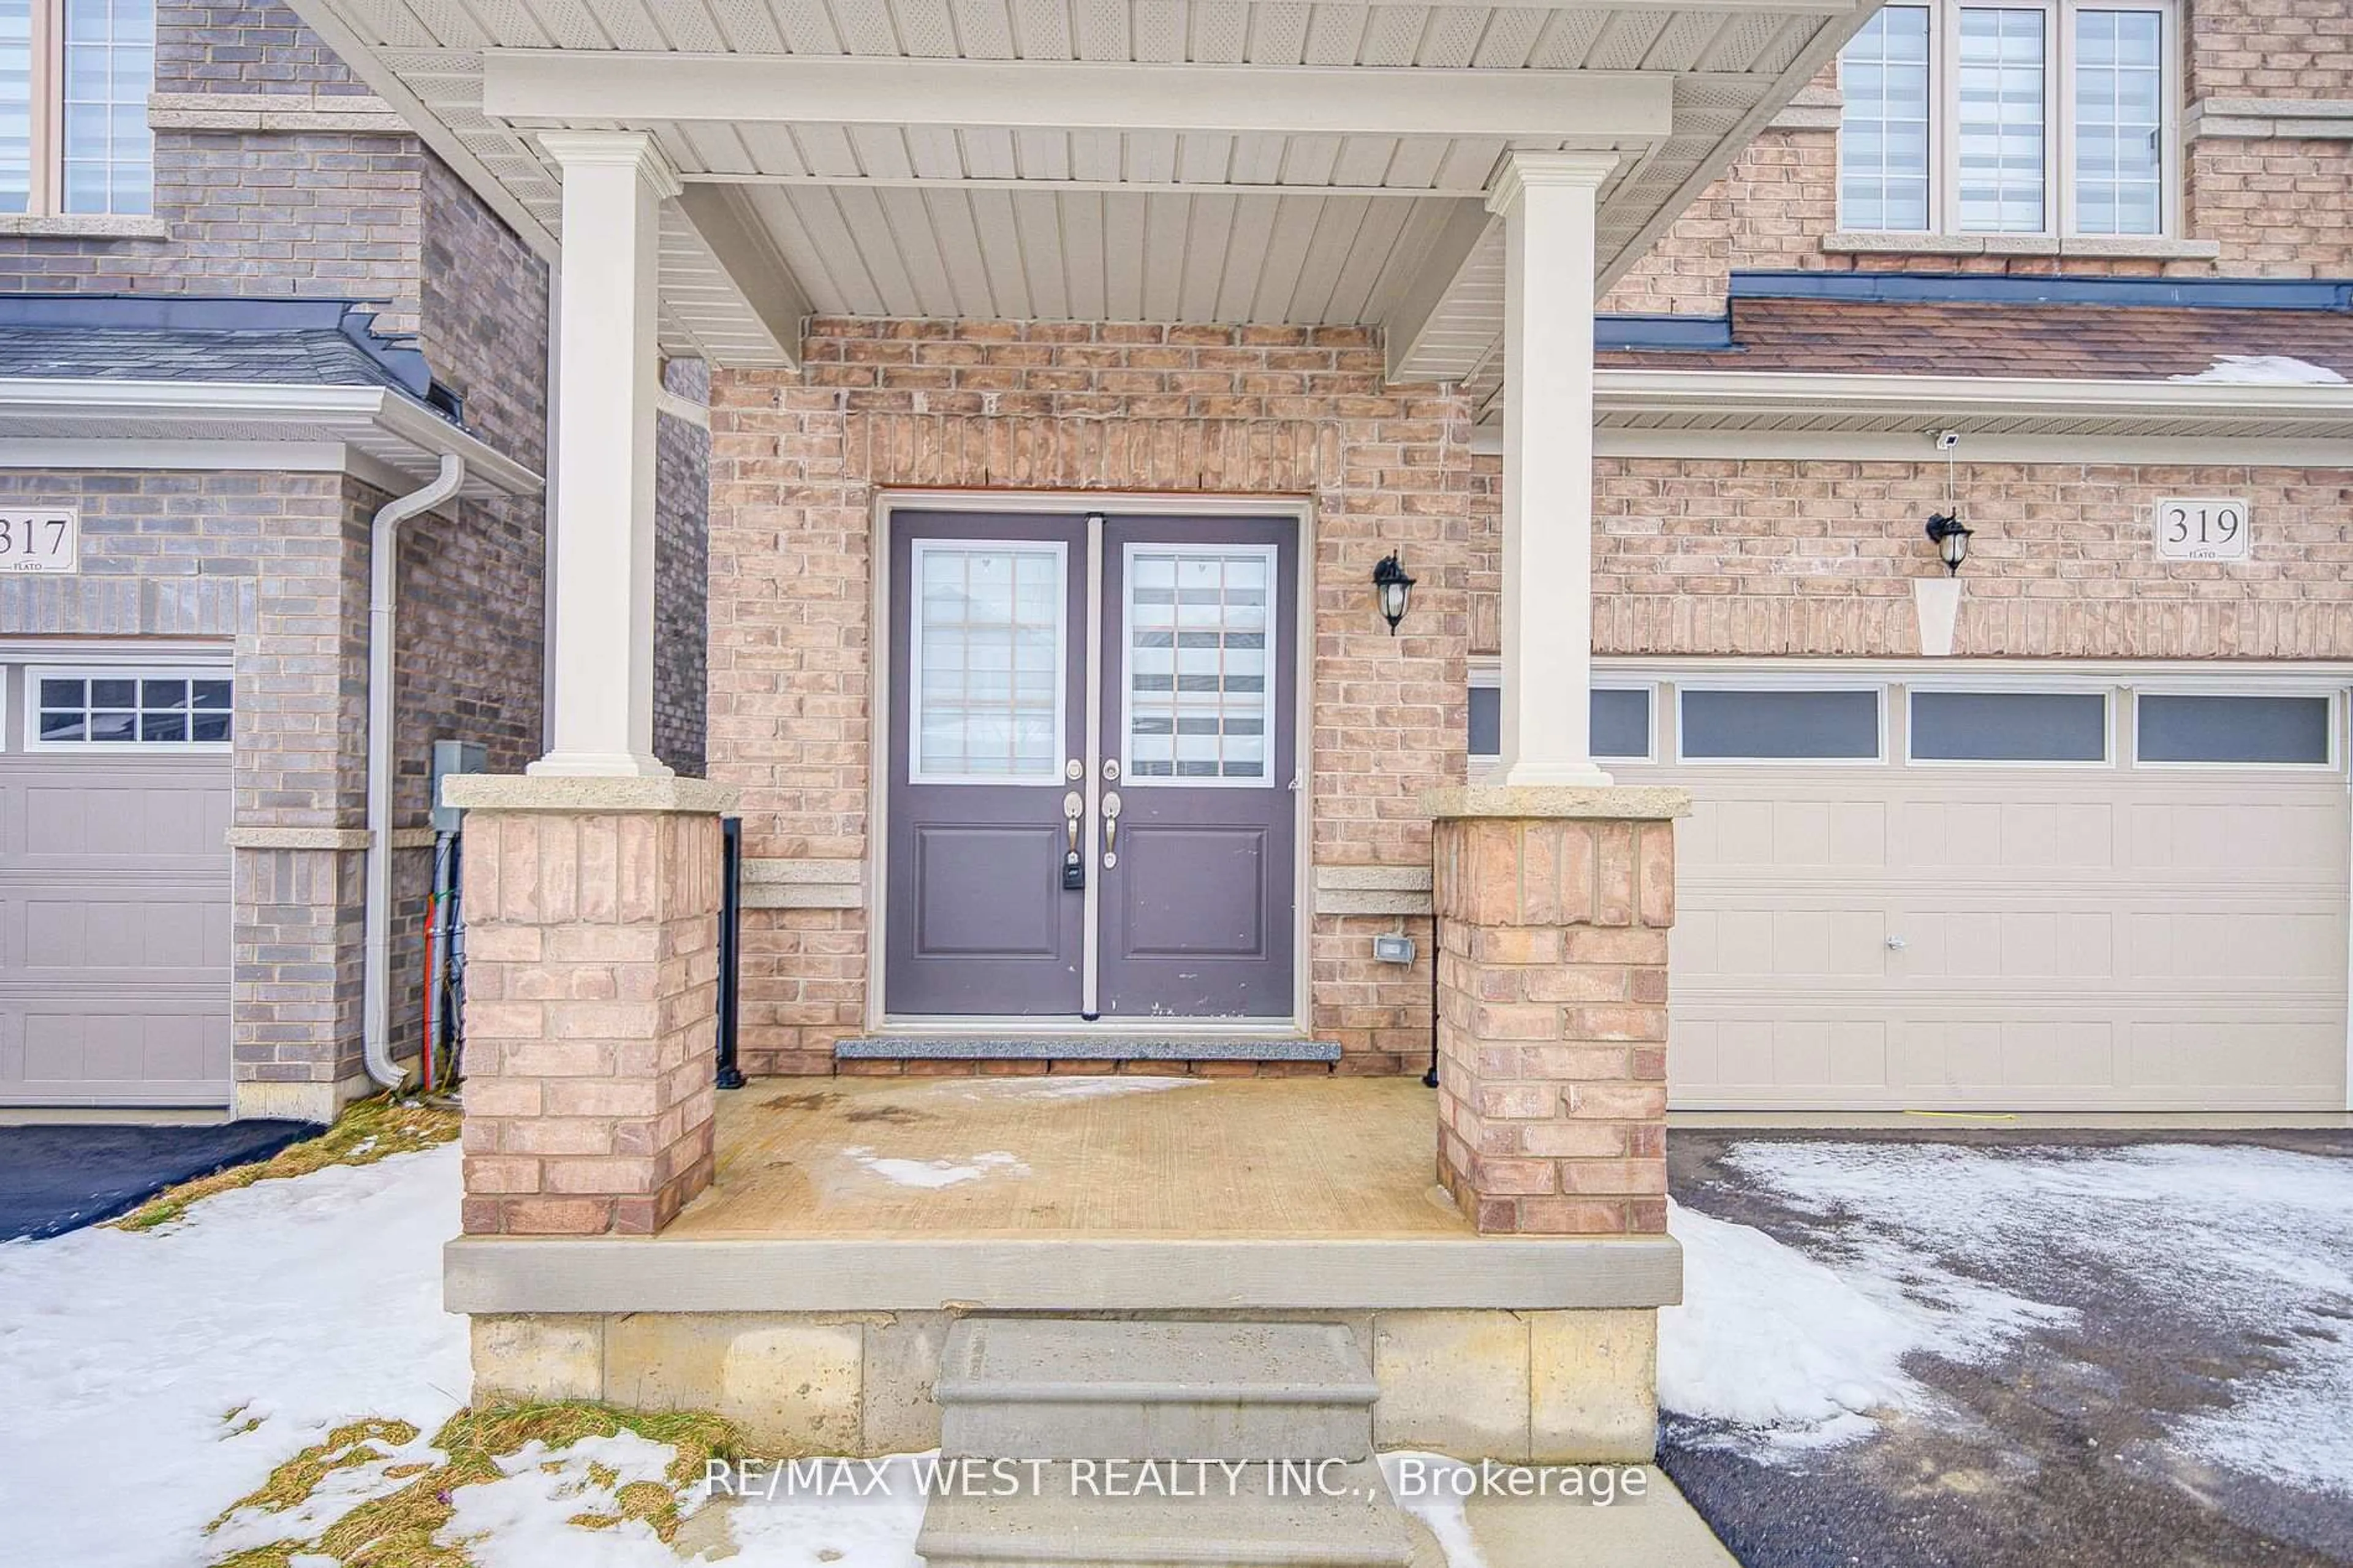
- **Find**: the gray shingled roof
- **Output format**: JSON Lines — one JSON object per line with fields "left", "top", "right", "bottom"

{"left": 0, "top": 295, "right": 463, "bottom": 423}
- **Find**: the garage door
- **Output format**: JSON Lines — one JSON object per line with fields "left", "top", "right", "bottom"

{"left": 0, "top": 661, "right": 233, "bottom": 1108}
{"left": 1474, "top": 668, "right": 2351, "bottom": 1113}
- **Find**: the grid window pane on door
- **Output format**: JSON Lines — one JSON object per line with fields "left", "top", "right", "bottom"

{"left": 2072, "top": 9, "right": 2163, "bottom": 235}
{"left": 36, "top": 673, "right": 230, "bottom": 744}
{"left": 1957, "top": 6, "right": 2048, "bottom": 232}
{"left": 911, "top": 543, "right": 1064, "bottom": 781}
{"left": 1126, "top": 545, "right": 1272, "bottom": 782}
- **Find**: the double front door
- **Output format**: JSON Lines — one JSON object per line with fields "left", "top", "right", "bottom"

{"left": 884, "top": 508, "right": 1298, "bottom": 1020}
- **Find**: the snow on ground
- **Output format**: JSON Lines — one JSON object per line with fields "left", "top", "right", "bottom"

{"left": 0, "top": 1145, "right": 470, "bottom": 1568}
{"left": 841, "top": 1145, "right": 1030, "bottom": 1188}
{"left": 2169, "top": 354, "right": 2347, "bottom": 384}
{"left": 1665, "top": 1140, "right": 2353, "bottom": 1495}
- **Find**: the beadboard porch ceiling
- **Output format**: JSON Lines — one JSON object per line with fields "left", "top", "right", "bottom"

{"left": 282, "top": 0, "right": 1876, "bottom": 379}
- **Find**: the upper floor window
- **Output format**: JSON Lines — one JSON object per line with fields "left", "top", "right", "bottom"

{"left": 1838, "top": 0, "right": 2170, "bottom": 238}
{"left": 0, "top": 0, "right": 153, "bottom": 218}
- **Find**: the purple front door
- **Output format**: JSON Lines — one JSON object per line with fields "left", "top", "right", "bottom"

{"left": 884, "top": 507, "right": 1297, "bottom": 1021}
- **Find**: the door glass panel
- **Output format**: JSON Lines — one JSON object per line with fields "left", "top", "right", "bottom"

{"left": 909, "top": 541, "right": 1065, "bottom": 782}
{"left": 1124, "top": 545, "right": 1275, "bottom": 783}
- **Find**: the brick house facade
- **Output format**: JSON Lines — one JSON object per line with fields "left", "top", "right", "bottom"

{"left": 0, "top": 1, "right": 551, "bottom": 1119}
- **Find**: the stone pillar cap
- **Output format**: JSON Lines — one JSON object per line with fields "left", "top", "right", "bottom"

{"left": 442, "top": 773, "right": 738, "bottom": 814}
{"left": 1423, "top": 785, "right": 1690, "bottom": 820}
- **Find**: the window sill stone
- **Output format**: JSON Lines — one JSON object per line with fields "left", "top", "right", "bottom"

{"left": 1822, "top": 232, "right": 2221, "bottom": 261}
{"left": 0, "top": 214, "right": 168, "bottom": 240}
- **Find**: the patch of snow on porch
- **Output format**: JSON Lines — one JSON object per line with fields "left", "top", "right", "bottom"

{"left": 0, "top": 1145, "right": 469, "bottom": 1568}
{"left": 843, "top": 1145, "right": 1031, "bottom": 1188}
{"left": 2169, "top": 354, "right": 2347, "bottom": 384}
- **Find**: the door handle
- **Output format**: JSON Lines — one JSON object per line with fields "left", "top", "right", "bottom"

{"left": 1062, "top": 792, "right": 1086, "bottom": 890}
{"left": 1101, "top": 791, "right": 1121, "bottom": 866}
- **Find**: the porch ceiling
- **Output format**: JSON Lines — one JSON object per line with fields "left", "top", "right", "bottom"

{"left": 287, "top": 0, "right": 1871, "bottom": 377}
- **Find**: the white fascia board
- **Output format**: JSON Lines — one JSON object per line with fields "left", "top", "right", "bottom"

{"left": 0, "top": 379, "right": 544, "bottom": 497}
{"left": 482, "top": 53, "right": 1677, "bottom": 142}
{"left": 1591, "top": 368, "right": 2353, "bottom": 430}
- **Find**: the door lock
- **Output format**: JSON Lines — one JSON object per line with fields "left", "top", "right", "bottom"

{"left": 1062, "top": 791, "right": 1086, "bottom": 890}
{"left": 1101, "top": 791, "right": 1121, "bottom": 868}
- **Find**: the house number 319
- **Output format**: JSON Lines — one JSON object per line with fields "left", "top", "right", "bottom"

{"left": 2154, "top": 497, "right": 2251, "bottom": 562}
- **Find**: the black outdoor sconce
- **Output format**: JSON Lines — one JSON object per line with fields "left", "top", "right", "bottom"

{"left": 1925, "top": 512, "right": 1973, "bottom": 576}
{"left": 1373, "top": 551, "right": 1416, "bottom": 635}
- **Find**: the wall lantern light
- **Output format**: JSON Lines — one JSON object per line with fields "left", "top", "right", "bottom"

{"left": 1372, "top": 552, "right": 1416, "bottom": 635}
{"left": 1924, "top": 429, "right": 1972, "bottom": 577}
{"left": 1925, "top": 512, "right": 1973, "bottom": 575}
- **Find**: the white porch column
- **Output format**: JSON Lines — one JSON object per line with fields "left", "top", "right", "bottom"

{"left": 1486, "top": 151, "right": 1618, "bottom": 788}
{"left": 529, "top": 131, "right": 681, "bottom": 779}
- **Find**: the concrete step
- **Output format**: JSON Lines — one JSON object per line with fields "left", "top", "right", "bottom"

{"left": 913, "top": 1458, "right": 1417, "bottom": 1568}
{"left": 937, "top": 1319, "right": 1380, "bottom": 1461}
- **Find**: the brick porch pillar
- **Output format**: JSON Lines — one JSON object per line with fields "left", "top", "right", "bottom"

{"left": 446, "top": 775, "right": 733, "bottom": 1235}
{"left": 1427, "top": 787, "right": 1689, "bottom": 1235}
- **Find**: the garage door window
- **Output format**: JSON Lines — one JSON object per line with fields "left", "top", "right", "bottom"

{"left": 1911, "top": 690, "right": 2108, "bottom": 763}
{"left": 1468, "top": 684, "right": 1653, "bottom": 762}
{"left": 1678, "top": 688, "right": 1882, "bottom": 762}
{"left": 33, "top": 672, "right": 231, "bottom": 747}
{"left": 2135, "top": 693, "right": 2332, "bottom": 766}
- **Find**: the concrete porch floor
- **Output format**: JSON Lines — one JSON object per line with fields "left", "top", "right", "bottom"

{"left": 446, "top": 1075, "right": 1682, "bottom": 1315}
{"left": 666, "top": 1076, "right": 1472, "bottom": 1241}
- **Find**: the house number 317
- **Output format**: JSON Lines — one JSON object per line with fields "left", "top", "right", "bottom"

{"left": 0, "top": 509, "right": 79, "bottom": 573}
{"left": 2154, "top": 498, "right": 2251, "bottom": 562}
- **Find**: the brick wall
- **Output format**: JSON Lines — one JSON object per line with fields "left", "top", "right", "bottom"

{"left": 156, "top": 0, "right": 370, "bottom": 96}
{"left": 708, "top": 319, "right": 1475, "bottom": 1075}
{"left": 657, "top": 357, "right": 711, "bottom": 778}
{"left": 1461, "top": 456, "right": 2353, "bottom": 661}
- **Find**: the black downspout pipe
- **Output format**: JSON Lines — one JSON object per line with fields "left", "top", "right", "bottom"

{"left": 716, "top": 814, "right": 745, "bottom": 1090}
{"left": 1423, "top": 919, "right": 1441, "bottom": 1089}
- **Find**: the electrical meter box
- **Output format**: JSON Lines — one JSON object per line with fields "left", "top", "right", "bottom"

{"left": 429, "top": 740, "right": 488, "bottom": 833}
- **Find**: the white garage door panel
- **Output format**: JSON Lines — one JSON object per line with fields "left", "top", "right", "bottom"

{"left": 1656, "top": 768, "right": 2350, "bottom": 1112}
{"left": 0, "top": 755, "right": 232, "bottom": 1108}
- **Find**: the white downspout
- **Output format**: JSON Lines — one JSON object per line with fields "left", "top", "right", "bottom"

{"left": 364, "top": 452, "right": 468, "bottom": 1089}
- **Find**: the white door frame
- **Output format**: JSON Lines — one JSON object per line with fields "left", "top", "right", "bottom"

{"left": 865, "top": 488, "right": 1317, "bottom": 1035}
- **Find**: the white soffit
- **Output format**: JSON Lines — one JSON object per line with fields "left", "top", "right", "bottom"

{"left": 282, "top": 0, "right": 1874, "bottom": 371}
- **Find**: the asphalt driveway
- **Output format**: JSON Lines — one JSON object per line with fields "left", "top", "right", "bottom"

{"left": 0, "top": 1121, "right": 311, "bottom": 1240}
{"left": 1662, "top": 1129, "right": 2353, "bottom": 1568}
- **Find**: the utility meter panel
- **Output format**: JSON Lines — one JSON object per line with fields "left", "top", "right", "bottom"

{"left": 429, "top": 739, "right": 488, "bottom": 833}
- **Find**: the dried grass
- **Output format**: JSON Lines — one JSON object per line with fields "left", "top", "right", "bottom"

{"left": 112, "top": 1096, "right": 461, "bottom": 1233}
{"left": 206, "top": 1401, "right": 746, "bottom": 1567}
